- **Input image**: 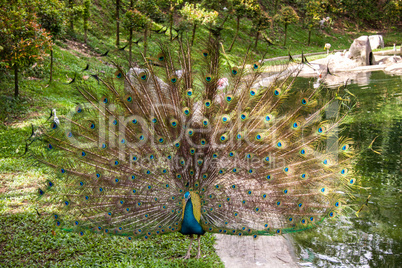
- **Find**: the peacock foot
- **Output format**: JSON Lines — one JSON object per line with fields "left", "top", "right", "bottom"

{"left": 195, "top": 252, "right": 201, "bottom": 259}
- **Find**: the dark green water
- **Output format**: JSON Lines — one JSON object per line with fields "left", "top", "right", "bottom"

{"left": 292, "top": 71, "right": 401, "bottom": 267}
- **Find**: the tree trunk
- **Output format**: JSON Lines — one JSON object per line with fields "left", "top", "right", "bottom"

{"left": 69, "top": 0, "right": 74, "bottom": 32}
{"left": 50, "top": 49, "right": 53, "bottom": 83}
{"left": 14, "top": 64, "right": 19, "bottom": 98}
{"left": 169, "top": 4, "right": 173, "bottom": 41}
{"left": 308, "top": 29, "right": 311, "bottom": 46}
{"left": 219, "top": 14, "right": 229, "bottom": 28}
{"left": 129, "top": 28, "right": 133, "bottom": 65}
{"left": 254, "top": 31, "right": 260, "bottom": 50}
{"left": 144, "top": 23, "right": 148, "bottom": 56}
{"left": 284, "top": 23, "right": 288, "bottom": 46}
{"left": 191, "top": 23, "right": 197, "bottom": 46}
{"left": 228, "top": 16, "right": 240, "bottom": 52}
{"left": 116, "top": 0, "right": 120, "bottom": 46}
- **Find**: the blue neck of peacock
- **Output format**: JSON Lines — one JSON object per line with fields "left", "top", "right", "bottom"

{"left": 179, "top": 196, "right": 205, "bottom": 235}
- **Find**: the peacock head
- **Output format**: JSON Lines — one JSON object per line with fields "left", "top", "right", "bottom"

{"left": 184, "top": 191, "right": 191, "bottom": 201}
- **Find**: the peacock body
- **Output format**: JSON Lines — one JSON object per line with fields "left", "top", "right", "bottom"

{"left": 28, "top": 34, "right": 357, "bottom": 259}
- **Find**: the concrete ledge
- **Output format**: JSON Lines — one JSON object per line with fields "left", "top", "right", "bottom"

{"left": 214, "top": 234, "right": 300, "bottom": 268}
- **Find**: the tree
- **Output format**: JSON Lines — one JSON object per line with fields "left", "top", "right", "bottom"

{"left": 252, "top": 11, "right": 270, "bottom": 50}
{"left": 228, "top": 0, "right": 260, "bottom": 52}
{"left": 67, "top": 0, "right": 83, "bottom": 33}
{"left": 304, "top": 0, "right": 325, "bottom": 46}
{"left": 168, "top": 0, "right": 183, "bottom": 41}
{"left": 122, "top": 9, "right": 148, "bottom": 64}
{"left": 116, "top": 0, "right": 120, "bottom": 46}
{"left": 35, "top": 0, "right": 66, "bottom": 83}
{"left": 274, "top": 6, "right": 299, "bottom": 46}
{"left": 83, "top": 0, "right": 90, "bottom": 43}
{"left": 383, "top": 0, "right": 402, "bottom": 27}
{"left": 0, "top": 2, "right": 52, "bottom": 98}
{"left": 180, "top": 3, "right": 218, "bottom": 46}
{"left": 135, "top": 0, "right": 165, "bottom": 55}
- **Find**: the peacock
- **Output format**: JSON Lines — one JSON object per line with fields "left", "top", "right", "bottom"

{"left": 27, "top": 33, "right": 358, "bottom": 259}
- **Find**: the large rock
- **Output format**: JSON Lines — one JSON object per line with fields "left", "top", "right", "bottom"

{"left": 349, "top": 36, "right": 374, "bottom": 66}
{"left": 369, "top": 35, "right": 384, "bottom": 50}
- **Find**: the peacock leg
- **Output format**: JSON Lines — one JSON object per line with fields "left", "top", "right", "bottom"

{"left": 195, "top": 234, "right": 202, "bottom": 259}
{"left": 183, "top": 235, "right": 194, "bottom": 259}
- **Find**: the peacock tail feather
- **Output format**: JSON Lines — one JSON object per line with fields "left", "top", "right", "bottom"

{"left": 27, "top": 35, "right": 358, "bottom": 241}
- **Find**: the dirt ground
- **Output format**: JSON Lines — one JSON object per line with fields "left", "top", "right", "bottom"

{"left": 214, "top": 234, "right": 300, "bottom": 268}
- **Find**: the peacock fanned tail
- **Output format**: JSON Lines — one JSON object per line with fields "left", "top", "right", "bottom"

{"left": 28, "top": 35, "right": 358, "bottom": 243}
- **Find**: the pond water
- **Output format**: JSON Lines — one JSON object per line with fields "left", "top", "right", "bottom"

{"left": 292, "top": 71, "right": 401, "bottom": 267}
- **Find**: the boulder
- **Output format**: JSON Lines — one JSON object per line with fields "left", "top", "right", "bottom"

{"left": 369, "top": 35, "right": 384, "bottom": 50}
{"left": 349, "top": 36, "right": 374, "bottom": 66}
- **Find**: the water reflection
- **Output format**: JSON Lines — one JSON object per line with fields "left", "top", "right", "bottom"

{"left": 292, "top": 71, "right": 401, "bottom": 267}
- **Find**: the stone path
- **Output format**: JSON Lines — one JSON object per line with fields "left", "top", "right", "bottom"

{"left": 214, "top": 234, "right": 300, "bottom": 268}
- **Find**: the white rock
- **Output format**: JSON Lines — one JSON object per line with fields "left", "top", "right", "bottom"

{"left": 369, "top": 35, "right": 384, "bottom": 50}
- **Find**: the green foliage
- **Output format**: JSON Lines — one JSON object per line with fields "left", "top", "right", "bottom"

{"left": 274, "top": 5, "right": 300, "bottom": 26}
{"left": 135, "top": 0, "right": 165, "bottom": 23}
{"left": 35, "top": 0, "right": 66, "bottom": 40}
{"left": 231, "top": 0, "right": 260, "bottom": 19}
{"left": 122, "top": 9, "right": 148, "bottom": 32}
{"left": 304, "top": 0, "right": 326, "bottom": 29}
{"left": 180, "top": 3, "right": 219, "bottom": 26}
{"left": 83, "top": 0, "right": 90, "bottom": 42}
{"left": 383, "top": 0, "right": 402, "bottom": 27}
{"left": 0, "top": 1, "right": 52, "bottom": 69}
{"left": 273, "top": 5, "right": 299, "bottom": 46}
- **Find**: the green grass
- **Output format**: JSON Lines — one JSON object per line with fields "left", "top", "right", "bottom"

{"left": 0, "top": 3, "right": 400, "bottom": 267}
